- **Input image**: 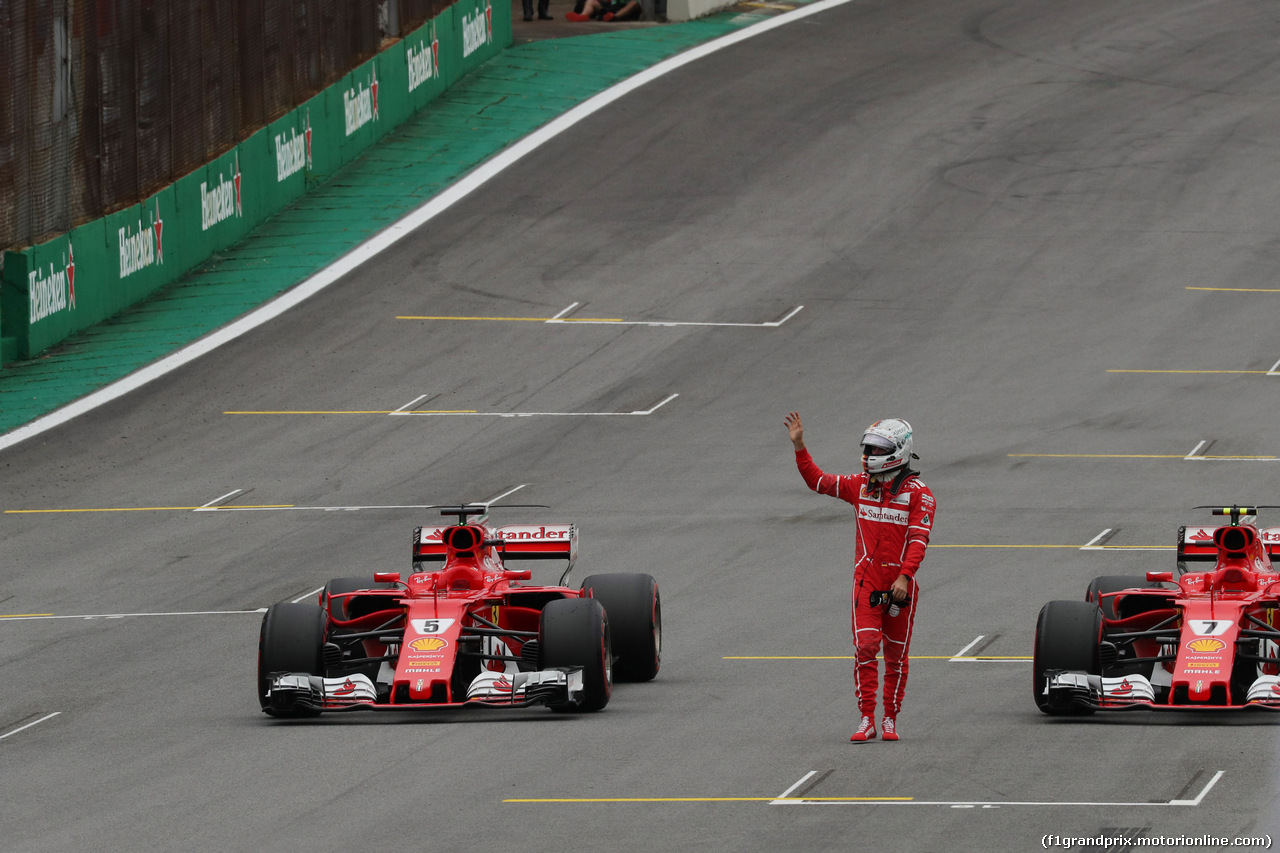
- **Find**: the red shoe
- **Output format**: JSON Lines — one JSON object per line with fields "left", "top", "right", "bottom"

{"left": 565, "top": 11, "right": 589, "bottom": 20}
{"left": 881, "top": 717, "right": 899, "bottom": 741}
{"left": 602, "top": 11, "right": 615, "bottom": 20}
{"left": 849, "top": 716, "right": 877, "bottom": 742}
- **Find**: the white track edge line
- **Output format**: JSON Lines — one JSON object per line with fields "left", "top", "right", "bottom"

{"left": 0, "top": 712, "right": 61, "bottom": 741}
{"left": 480, "top": 484, "right": 527, "bottom": 505}
{"left": 196, "top": 489, "right": 245, "bottom": 510}
{"left": 949, "top": 635, "right": 985, "bottom": 661}
{"left": 771, "top": 771, "right": 818, "bottom": 805}
{"left": 291, "top": 587, "right": 325, "bottom": 604}
{"left": 1168, "top": 770, "right": 1225, "bottom": 806}
{"left": 0, "top": 610, "right": 268, "bottom": 621}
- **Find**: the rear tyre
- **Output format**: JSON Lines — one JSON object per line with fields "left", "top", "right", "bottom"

{"left": 580, "top": 573, "right": 661, "bottom": 682}
{"left": 1033, "top": 600, "right": 1101, "bottom": 716}
{"left": 258, "top": 602, "right": 327, "bottom": 717}
{"left": 1085, "top": 575, "right": 1155, "bottom": 619}
{"left": 539, "top": 598, "right": 612, "bottom": 712}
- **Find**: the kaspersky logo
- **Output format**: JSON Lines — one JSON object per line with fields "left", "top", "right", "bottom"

{"left": 119, "top": 198, "right": 164, "bottom": 279}
{"left": 462, "top": 1, "right": 492, "bottom": 58}
{"left": 274, "top": 108, "right": 312, "bottom": 182}
{"left": 343, "top": 67, "right": 379, "bottom": 136}
{"left": 201, "top": 153, "right": 242, "bottom": 231}
{"left": 29, "top": 238, "right": 76, "bottom": 324}
{"left": 407, "top": 23, "right": 440, "bottom": 92}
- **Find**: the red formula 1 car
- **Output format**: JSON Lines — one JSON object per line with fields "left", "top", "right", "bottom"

{"left": 258, "top": 506, "right": 661, "bottom": 717}
{"left": 1034, "top": 505, "right": 1280, "bottom": 714}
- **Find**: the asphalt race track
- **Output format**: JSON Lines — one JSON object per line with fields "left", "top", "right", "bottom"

{"left": 4, "top": 1, "right": 1280, "bottom": 850}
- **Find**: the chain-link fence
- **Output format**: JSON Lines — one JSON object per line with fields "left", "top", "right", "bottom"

{"left": 0, "top": 0, "right": 450, "bottom": 252}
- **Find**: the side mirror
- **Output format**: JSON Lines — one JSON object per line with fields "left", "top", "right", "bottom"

{"left": 1146, "top": 571, "right": 1174, "bottom": 583}
{"left": 374, "top": 572, "right": 402, "bottom": 584}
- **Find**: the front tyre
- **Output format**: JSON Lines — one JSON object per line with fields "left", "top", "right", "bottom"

{"left": 539, "top": 598, "right": 612, "bottom": 712}
{"left": 1033, "top": 600, "right": 1101, "bottom": 716}
{"left": 258, "top": 602, "right": 327, "bottom": 717}
{"left": 580, "top": 573, "right": 661, "bottom": 682}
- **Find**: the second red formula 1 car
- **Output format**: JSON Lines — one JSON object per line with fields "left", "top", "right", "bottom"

{"left": 1035, "top": 505, "right": 1280, "bottom": 713}
{"left": 258, "top": 505, "right": 660, "bottom": 717}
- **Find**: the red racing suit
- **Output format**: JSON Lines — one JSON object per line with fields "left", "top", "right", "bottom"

{"left": 795, "top": 449, "right": 935, "bottom": 717}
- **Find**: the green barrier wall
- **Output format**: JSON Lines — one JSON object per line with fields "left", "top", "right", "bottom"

{"left": 0, "top": 1, "right": 507, "bottom": 364}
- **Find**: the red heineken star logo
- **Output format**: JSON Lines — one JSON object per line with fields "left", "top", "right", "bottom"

{"left": 66, "top": 240, "right": 76, "bottom": 308}
{"left": 152, "top": 198, "right": 164, "bottom": 263}
{"left": 234, "top": 153, "right": 242, "bottom": 215}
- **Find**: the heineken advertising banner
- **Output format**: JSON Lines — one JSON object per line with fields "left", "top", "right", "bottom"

{"left": 1, "top": 1, "right": 508, "bottom": 364}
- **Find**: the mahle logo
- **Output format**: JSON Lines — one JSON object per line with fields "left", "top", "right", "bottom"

{"left": 407, "top": 23, "right": 440, "bottom": 92}
{"left": 462, "top": 1, "right": 492, "bottom": 59}
{"left": 29, "top": 239, "right": 76, "bottom": 325}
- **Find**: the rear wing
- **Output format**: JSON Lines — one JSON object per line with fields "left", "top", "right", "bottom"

{"left": 413, "top": 523, "right": 578, "bottom": 567}
{"left": 1178, "top": 525, "right": 1280, "bottom": 563}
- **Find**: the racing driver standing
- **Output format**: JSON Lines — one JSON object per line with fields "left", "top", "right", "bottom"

{"left": 784, "top": 411, "right": 935, "bottom": 742}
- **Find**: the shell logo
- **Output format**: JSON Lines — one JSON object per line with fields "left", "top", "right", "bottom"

{"left": 410, "top": 637, "right": 448, "bottom": 652}
{"left": 1187, "top": 638, "right": 1226, "bottom": 653}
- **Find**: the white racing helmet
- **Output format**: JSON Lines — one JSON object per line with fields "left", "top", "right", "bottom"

{"left": 861, "top": 418, "right": 915, "bottom": 480}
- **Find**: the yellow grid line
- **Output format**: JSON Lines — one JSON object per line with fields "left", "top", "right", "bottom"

{"left": 1186, "top": 286, "right": 1280, "bottom": 293}
{"left": 396, "top": 316, "right": 622, "bottom": 322}
{"left": 724, "top": 655, "right": 1031, "bottom": 660}
{"left": 5, "top": 505, "right": 295, "bottom": 514}
{"left": 222, "top": 410, "right": 478, "bottom": 415}
{"left": 504, "top": 796, "right": 913, "bottom": 803}
{"left": 1009, "top": 453, "right": 1276, "bottom": 459}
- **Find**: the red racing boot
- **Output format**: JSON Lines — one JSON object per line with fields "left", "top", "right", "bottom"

{"left": 849, "top": 716, "right": 877, "bottom": 742}
{"left": 881, "top": 717, "right": 898, "bottom": 741}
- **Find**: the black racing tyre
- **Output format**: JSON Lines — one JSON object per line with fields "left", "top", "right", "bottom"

{"left": 539, "top": 598, "right": 612, "bottom": 712}
{"left": 580, "top": 573, "right": 661, "bottom": 682}
{"left": 1085, "top": 575, "right": 1155, "bottom": 619}
{"left": 323, "top": 577, "right": 398, "bottom": 621}
{"left": 258, "top": 602, "right": 327, "bottom": 717}
{"left": 1033, "top": 600, "right": 1102, "bottom": 716}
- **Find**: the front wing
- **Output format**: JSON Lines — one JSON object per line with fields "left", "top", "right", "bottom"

{"left": 264, "top": 668, "right": 585, "bottom": 714}
{"left": 1043, "top": 671, "right": 1280, "bottom": 711}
